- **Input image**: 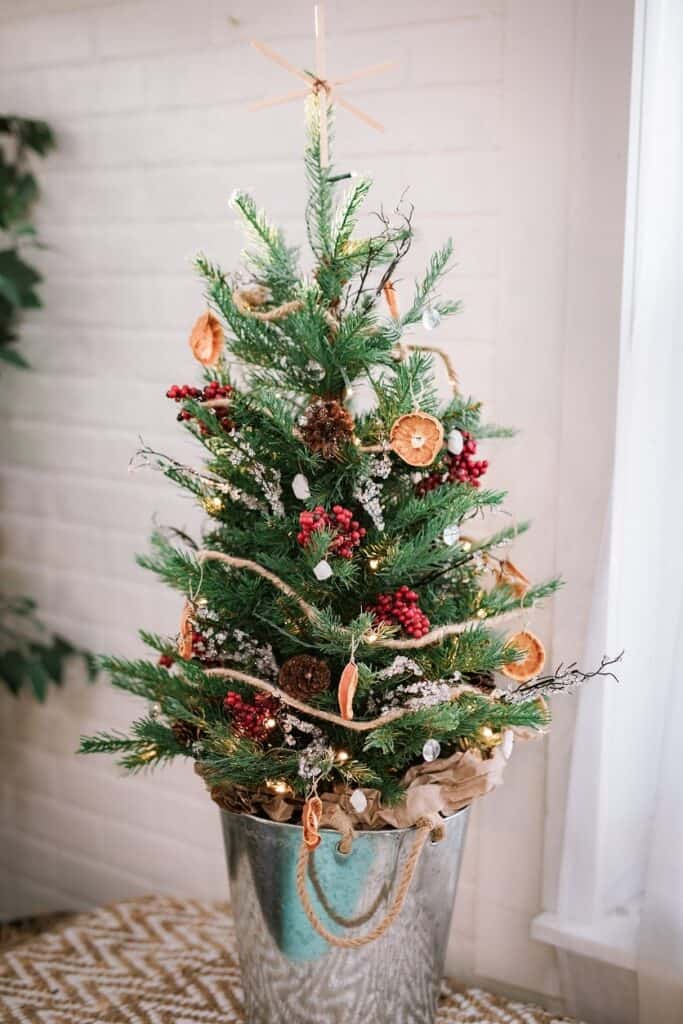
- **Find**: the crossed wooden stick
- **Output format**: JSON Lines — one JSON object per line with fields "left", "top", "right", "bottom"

{"left": 249, "top": 3, "right": 394, "bottom": 166}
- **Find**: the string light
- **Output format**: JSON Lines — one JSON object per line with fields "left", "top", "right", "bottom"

{"left": 267, "top": 779, "right": 291, "bottom": 795}
{"left": 478, "top": 726, "right": 501, "bottom": 749}
{"left": 264, "top": 717, "right": 277, "bottom": 730}
{"left": 365, "top": 629, "right": 378, "bottom": 644}
{"left": 334, "top": 749, "right": 350, "bottom": 764}
{"left": 368, "top": 557, "right": 380, "bottom": 571}
{"left": 203, "top": 496, "right": 223, "bottom": 515}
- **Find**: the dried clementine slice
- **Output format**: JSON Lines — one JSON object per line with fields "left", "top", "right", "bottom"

{"left": 338, "top": 660, "right": 359, "bottom": 720}
{"left": 189, "top": 311, "right": 223, "bottom": 366}
{"left": 501, "top": 630, "right": 545, "bottom": 683}
{"left": 495, "top": 559, "right": 530, "bottom": 599}
{"left": 302, "top": 796, "right": 323, "bottom": 850}
{"left": 389, "top": 412, "right": 444, "bottom": 467}
{"left": 177, "top": 602, "right": 194, "bottom": 661}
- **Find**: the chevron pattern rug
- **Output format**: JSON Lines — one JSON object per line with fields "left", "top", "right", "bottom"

{"left": 0, "top": 896, "right": 579, "bottom": 1023}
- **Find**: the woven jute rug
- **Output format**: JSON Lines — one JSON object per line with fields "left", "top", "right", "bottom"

{"left": 0, "top": 895, "right": 579, "bottom": 1023}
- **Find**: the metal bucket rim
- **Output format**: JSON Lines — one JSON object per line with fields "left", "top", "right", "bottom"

{"left": 220, "top": 804, "right": 470, "bottom": 839}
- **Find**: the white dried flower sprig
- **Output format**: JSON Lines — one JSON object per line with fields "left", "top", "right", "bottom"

{"left": 226, "top": 439, "right": 284, "bottom": 518}
{"left": 353, "top": 454, "right": 392, "bottom": 531}
{"left": 297, "top": 737, "right": 335, "bottom": 780}
{"left": 376, "top": 656, "right": 424, "bottom": 679}
{"left": 229, "top": 629, "right": 280, "bottom": 680}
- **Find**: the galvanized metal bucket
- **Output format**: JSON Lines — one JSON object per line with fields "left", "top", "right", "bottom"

{"left": 220, "top": 806, "right": 470, "bottom": 1024}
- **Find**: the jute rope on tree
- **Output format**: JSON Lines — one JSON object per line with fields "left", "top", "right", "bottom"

{"left": 198, "top": 549, "right": 519, "bottom": 650}
{"left": 295, "top": 816, "right": 438, "bottom": 948}
{"left": 232, "top": 287, "right": 304, "bottom": 322}
{"left": 205, "top": 665, "right": 464, "bottom": 732}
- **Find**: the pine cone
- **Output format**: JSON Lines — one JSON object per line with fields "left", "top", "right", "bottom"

{"left": 464, "top": 671, "right": 496, "bottom": 691}
{"left": 278, "top": 655, "right": 331, "bottom": 701}
{"left": 300, "top": 399, "right": 354, "bottom": 459}
{"left": 172, "top": 719, "right": 203, "bottom": 748}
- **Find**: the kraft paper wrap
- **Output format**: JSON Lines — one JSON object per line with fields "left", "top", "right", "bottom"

{"left": 203, "top": 744, "right": 511, "bottom": 845}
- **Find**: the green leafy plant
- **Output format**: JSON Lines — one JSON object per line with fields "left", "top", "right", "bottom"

{"left": 0, "top": 115, "right": 55, "bottom": 368}
{"left": 0, "top": 115, "right": 93, "bottom": 698}
{"left": 0, "top": 596, "right": 96, "bottom": 700}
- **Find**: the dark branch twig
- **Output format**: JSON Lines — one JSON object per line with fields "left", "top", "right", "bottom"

{"left": 505, "top": 652, "right": 624, "bottom": 703}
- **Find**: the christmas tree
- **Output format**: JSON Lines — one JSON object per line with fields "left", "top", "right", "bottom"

{"left": 81, "top": 102, "right": 610, "bottom": 828}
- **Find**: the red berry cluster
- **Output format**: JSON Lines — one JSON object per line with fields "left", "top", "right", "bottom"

{"left": 190, "top": 629, "right": 208, "bottom": 659}
{"left": 368, "top": 586, "right": 431, "bottom": 638}
{"left": 297, "top": 505, "right": 367, "bottom": 559}
{"left": 165, "top": 382, "right": 234, "bottom": 433}
{"left": 158, "top": 654, "right": 174, "bottom": 669}
{"left": 416, "top": 431, "right": 488, "bottom": 495}
{"left": 224, "top": 691, "right": 280, "bottom": 742}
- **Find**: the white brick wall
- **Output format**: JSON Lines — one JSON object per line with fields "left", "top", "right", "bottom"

{"left": 0, "top": 0, "right": 632, "bottom": 1010}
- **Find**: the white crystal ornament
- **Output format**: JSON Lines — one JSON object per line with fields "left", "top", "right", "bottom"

{"left": 150, "top": 701, "right": 162, "bottom": 719}
{"left": 443, "top": 523, "right": 460, "bottom": 547}
{"left": 447, "top": 428, "right": 464, "bottom": 455}
{"left": 422, "top": 306, "right": 441, "bottom": 331}
{"left": 502, "top": 728, "right": 514, "bottom": 760}
{"left": 349, "top": 789, "right": 368, "bottom": 813}
{"left": 313, "top": 559, "right": 333, "bottom": 581}
{"left": 291, "top": 473, "right": 311, "bottom": 500}
{"left": 306, "top": 358, "right": 326, "bottom": 381}
{"left": 422, "top": 738, "right": 441, "bottom": 763}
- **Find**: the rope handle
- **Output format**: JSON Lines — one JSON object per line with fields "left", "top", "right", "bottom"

{"left": 295, "top": 817, "right": 439, "bottom": 949}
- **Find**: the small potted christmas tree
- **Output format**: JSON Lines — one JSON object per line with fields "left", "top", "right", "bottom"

{"left": 81, "top": 94, "right": 617, "bottom": 1024}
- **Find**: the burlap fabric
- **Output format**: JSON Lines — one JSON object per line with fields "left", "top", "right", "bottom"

{"left": 0, "top": 895, "right": 581, "bottom": 1023}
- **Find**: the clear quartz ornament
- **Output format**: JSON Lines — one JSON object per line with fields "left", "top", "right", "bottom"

{"left": 502, "top": 729, "right": 514, "bottom": 760}
{"left": 291, "top": 473, "right": 311, "bottom": 500}
{"left": 349, "top": 789, "right": 368, "bottom": 813}
{"left": 306, "top": 358, "right": 326, "bottom": 381}
{"left": 422, "top": 306, "right": 441, "bottom": 331}
{"left": 313, "top": 559, "right": 333, "bottom": 581}
{"left": 447, "top": 428, "right": 464, "bottom": 455}
{"left": 422, "top": 738, "right": 441, "bottom": 763}
{"left": 443, "top": 523, "right": 460, "bottom": 546}
{"left": 150, "top": 701, "right": 162, "bottom": 719}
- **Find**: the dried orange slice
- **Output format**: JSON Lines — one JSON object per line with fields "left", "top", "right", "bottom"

{"left": 501, "top": 630, "right": 545, "bottom": 683}
{"left": 338, "top": 660, "right": 359, "bottom": 720}
{"left": 177, "top": 602, "right": 194, "bottom": 661}
{"left": 495, "top": 559, "right": 530, "bottom": 599}
{"left": 383, "top": 280, "right": 400, "bottom": 320}
{"left": 189, "top": 312, "right": 223, "bottom": 366}
{"left": 389, "top": 412, "right": 444, "bottom": 467}
{"left": 302, "top": 796, "right": 323, "bottom": 850}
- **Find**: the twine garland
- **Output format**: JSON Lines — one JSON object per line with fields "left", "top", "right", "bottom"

{"left": 205, "top": 665, "right": 451, "bottom": 733}
{"left": 232, "top": 287, "right": 304, "bottom": 322}
{"left": 197, "top": 549, "right": 519, "bottom": 651}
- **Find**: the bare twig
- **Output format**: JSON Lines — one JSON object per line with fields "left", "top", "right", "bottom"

{"left": 505, "top": 652, "right": 624, "bottom": 703}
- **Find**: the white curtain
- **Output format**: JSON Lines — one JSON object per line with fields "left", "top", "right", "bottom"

{"left": 557, "top": 1, "right": 683, "bottom": 1021}
{"left": 632, "top": 2, "right": 683, "bottom": 1019}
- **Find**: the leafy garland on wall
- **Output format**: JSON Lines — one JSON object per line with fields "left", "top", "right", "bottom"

{"left": 0, "top": 115, "right": 94, "bottom": 698}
